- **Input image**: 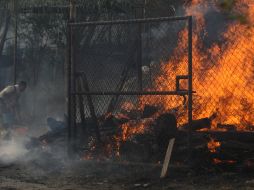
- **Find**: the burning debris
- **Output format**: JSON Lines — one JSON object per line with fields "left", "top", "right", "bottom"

{"left": 207, "top": 138, "right": 221, "bottom": 153}
{"left": 136, "top": 0, "right": 254, "bottom": 131}
{"left": 2, "top": 1, "right": 254, "bottom": 190}
{"left": 28, "top": 0, "right": 254, "bottom": 173}
{"left": 0, "top": 0, "right": 253, "bottom": 181}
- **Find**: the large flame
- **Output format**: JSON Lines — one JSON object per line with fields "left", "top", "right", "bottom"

{"left": 83, "top": 0, "right": 254, "bottom": 160}
{"left": 140, "top": 0, "right": 254, "bottom": 131}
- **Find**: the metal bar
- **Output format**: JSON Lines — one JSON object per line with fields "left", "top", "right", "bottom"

{"left": 69, "top": 16, "right": 190, "bottom": 27}
{"left": 67, "top": 0, "right": 77, "bottom": 152}
{"left": 71, "top": 91, "right": 192, "bottom": 96}
{"left": 70, "top": 0, "right": 77, "bottom": 141}
{"left": 13, "top": 0, "right": 18, "bottom": 84}
{"left": 10, "top": 6, "right": 114, "bottom": 14}
{"left": 176, "top": 75, "right": 189, "bottom": 79}
{"left": 67, "top": 24, "right": 72, "bottom": 141}
{"left": 187, "top": 16, "right": 193, "bottom": 153}
{"left": 176, "top": 75, "right": 189, "bottom": 92}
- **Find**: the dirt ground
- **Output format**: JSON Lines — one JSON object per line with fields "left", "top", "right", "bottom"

{"left": 1, "top": 159, "right": 254, "bottom": 190}
{"left": 0, "top": 125, "right": 253, "bottom": 190}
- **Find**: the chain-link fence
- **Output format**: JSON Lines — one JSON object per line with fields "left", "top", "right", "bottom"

{"left": 68, "top": 16, "right": 193, "bottom": 160}
{"left": 191, "top": 23, "right": 254, "bottom": 131}
{"left": 0, "top": 0, "right": 70, "bottom": 124}
{"left": 0, "top": 0, "right": 136, "bottom": 125}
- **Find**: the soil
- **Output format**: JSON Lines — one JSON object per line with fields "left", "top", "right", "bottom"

{"left": 0, "top": 159, "right": 254, "bottom": 190}
{"left": 0, "top": 126, "right": 253, "bottom": 190}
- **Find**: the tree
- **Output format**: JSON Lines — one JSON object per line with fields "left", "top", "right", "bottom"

{"left": 0, "top": 9, "right": 11, "bottom": 63}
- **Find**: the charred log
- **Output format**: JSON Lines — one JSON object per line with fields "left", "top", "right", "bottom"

{"left": 217, "top": 124, "right": 236, "bottom": 131}
{"left": 119, "top": 134, "right": 155, "bottom": 162}
{"left": 177, "top": 131, "right": 254, "bottom": 143}
{"left": 181, "top": 118, "right": 211, "bottom": 131}
{"left": 153, "top": 113, "right": 177, "bottom": 158}
{"left": 220, "top": 140, "right": 254, "bottom": 151}
{"left": 142, "top": 105, "right": 158, "bottom": 118}
{"left": 181, "top": 113, "right": 216, "bottom": 131}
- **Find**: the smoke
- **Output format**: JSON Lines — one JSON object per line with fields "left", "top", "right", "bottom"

{"left": 0, "top": 126, "right": 67, "bottom": 170}
{"left": 0, "top": 134, "right": 29, "bottom": 164}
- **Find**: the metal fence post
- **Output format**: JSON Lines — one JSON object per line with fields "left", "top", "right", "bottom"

{"left": 67, "top": 0, "right": 77, "bottom": 155}
{"left": 188, "top": 16, "right": 193, "bottom": 155}
{"left": 67, "top": 23, "right": 72, "bottom": 143}
{"left": 13, "top": 0, "right": 18, "bottom": 84}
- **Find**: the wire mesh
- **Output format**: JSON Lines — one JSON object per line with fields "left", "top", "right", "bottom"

{"left": 190, "top": 24, "right": 254, "bottom": 131}
{"left": 71, "top": 18, "right": 190, "bottom": 122}
{"left": 0, "top": 0, "right": 135, "bottom": 124}
{"left": 0, "top": 0, "right": 69, "bottom": 122}
{"left": 69, "top": 17, "right": 192, "bottom": 161}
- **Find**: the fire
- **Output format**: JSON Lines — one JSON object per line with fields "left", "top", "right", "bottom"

{"left": 139, "top": 0, "right": 254, "bottom": 131}
{"left": 121, "top": 101, "right": 137, "bottom": 112}
{"left": 120, "top": 118, "right": 153, "bottom": 141}
{"left": 110, "top": 118, "right": 154, "bottom": 157}
{"left": 84, "top": 0, "right": 254, "bottom": 160}
{"left": 212, "top": 158, "right": 237, "bottom": 164}
{"left": 207, "top": 138, "right": 221, "bottom": 153}
{"left": 213, "top": 158, "right": 222, "bottom": 164}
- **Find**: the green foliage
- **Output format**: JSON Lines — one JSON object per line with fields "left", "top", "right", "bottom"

{"left": 217, "top": 0, "right": 250, "bottom": 25}
{"left": 228, "top": 13, "right": 248, "bottom": 24}
{"left": 218, "top": 0, "right": 236, "bottom": 12}
{"left": 0, "top": 0, "right": 176, "bottom": 86}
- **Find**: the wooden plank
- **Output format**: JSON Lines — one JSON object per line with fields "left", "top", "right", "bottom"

{"left": 160, "top": 138, "right": 175, "bottom": 178}
{"left": 176, "top": 131, "right": 254, "bottom": 143}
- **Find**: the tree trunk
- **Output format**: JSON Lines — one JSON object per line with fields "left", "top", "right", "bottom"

{"left": 0, "top": 10, "right": 11, "bottom": 62}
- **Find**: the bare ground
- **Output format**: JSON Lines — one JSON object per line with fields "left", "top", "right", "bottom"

{"left": 0, "top": 159, "right": 254, "bottom": 190}
{"left": 0, "top": 126, "right": 253, "bottom": 190}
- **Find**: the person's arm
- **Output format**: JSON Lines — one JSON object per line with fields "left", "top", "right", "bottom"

{"left": 1, "top": 86, "right": 14, "bottom": 99}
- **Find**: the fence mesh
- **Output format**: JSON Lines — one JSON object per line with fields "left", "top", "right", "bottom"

{"left": 190, "top": 24, "right": 254, "bottom": 131}
{"left": 70, "top": 11, "right": 254, "bottom": 160}
{"left": 0, "top": 0, "right": 69, "bottom": 123}
{"left": 72, "top": 18, "right": 191, "bottom": 122}
{"left": 70, "top": 17, "right": 192, "bottom": 160}
{"left": 0, "top": 0, "right": 135, "bottom": 124}
{"left": 1, "top": 0, "right": 254, "bottom": 161}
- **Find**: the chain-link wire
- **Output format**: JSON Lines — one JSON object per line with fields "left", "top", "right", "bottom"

{"left": 0, "top": 0, "right": 68, "bottom": 122}
{"left": 73, "top": 18, "right": 190, "bottom": 122}
{"left": 0, "top": 0, "right": 136, "bottom": 124}
{"left": 190, "top": 24, "right": 254, "bottom": 131}
{"left": 70, "top": 17, "right": 191, "bottom": 161}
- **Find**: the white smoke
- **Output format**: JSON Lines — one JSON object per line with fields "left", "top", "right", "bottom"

{"left": 0, "top": 135, "right": 29, "bottom": 164}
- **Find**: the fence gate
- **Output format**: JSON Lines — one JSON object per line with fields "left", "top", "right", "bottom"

{"left": 67, "top": 16, "right": 193, "bottom": 159}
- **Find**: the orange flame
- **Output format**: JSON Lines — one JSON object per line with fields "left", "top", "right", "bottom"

{"left": 120, "top": 119, "right": 153, "bottom": 141}
{"left": 83, "top": 0, "right": 254, "bottom": 160}
{"left": 212, "top": 158, "right": 237, "bottom": 164}
{"left": 139, "top": 0, "right": 254, "bottom": 131}
{"left": 207, "top": 138, "right": 221, "bottom": 153}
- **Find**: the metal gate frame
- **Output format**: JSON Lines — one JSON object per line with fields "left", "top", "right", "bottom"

{"left": 67, "top": 16, "right": 193, "bottom": 151}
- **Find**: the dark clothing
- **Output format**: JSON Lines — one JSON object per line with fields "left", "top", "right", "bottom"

{"left": 47, "top": 117, "right": 65, "bottom": 132}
